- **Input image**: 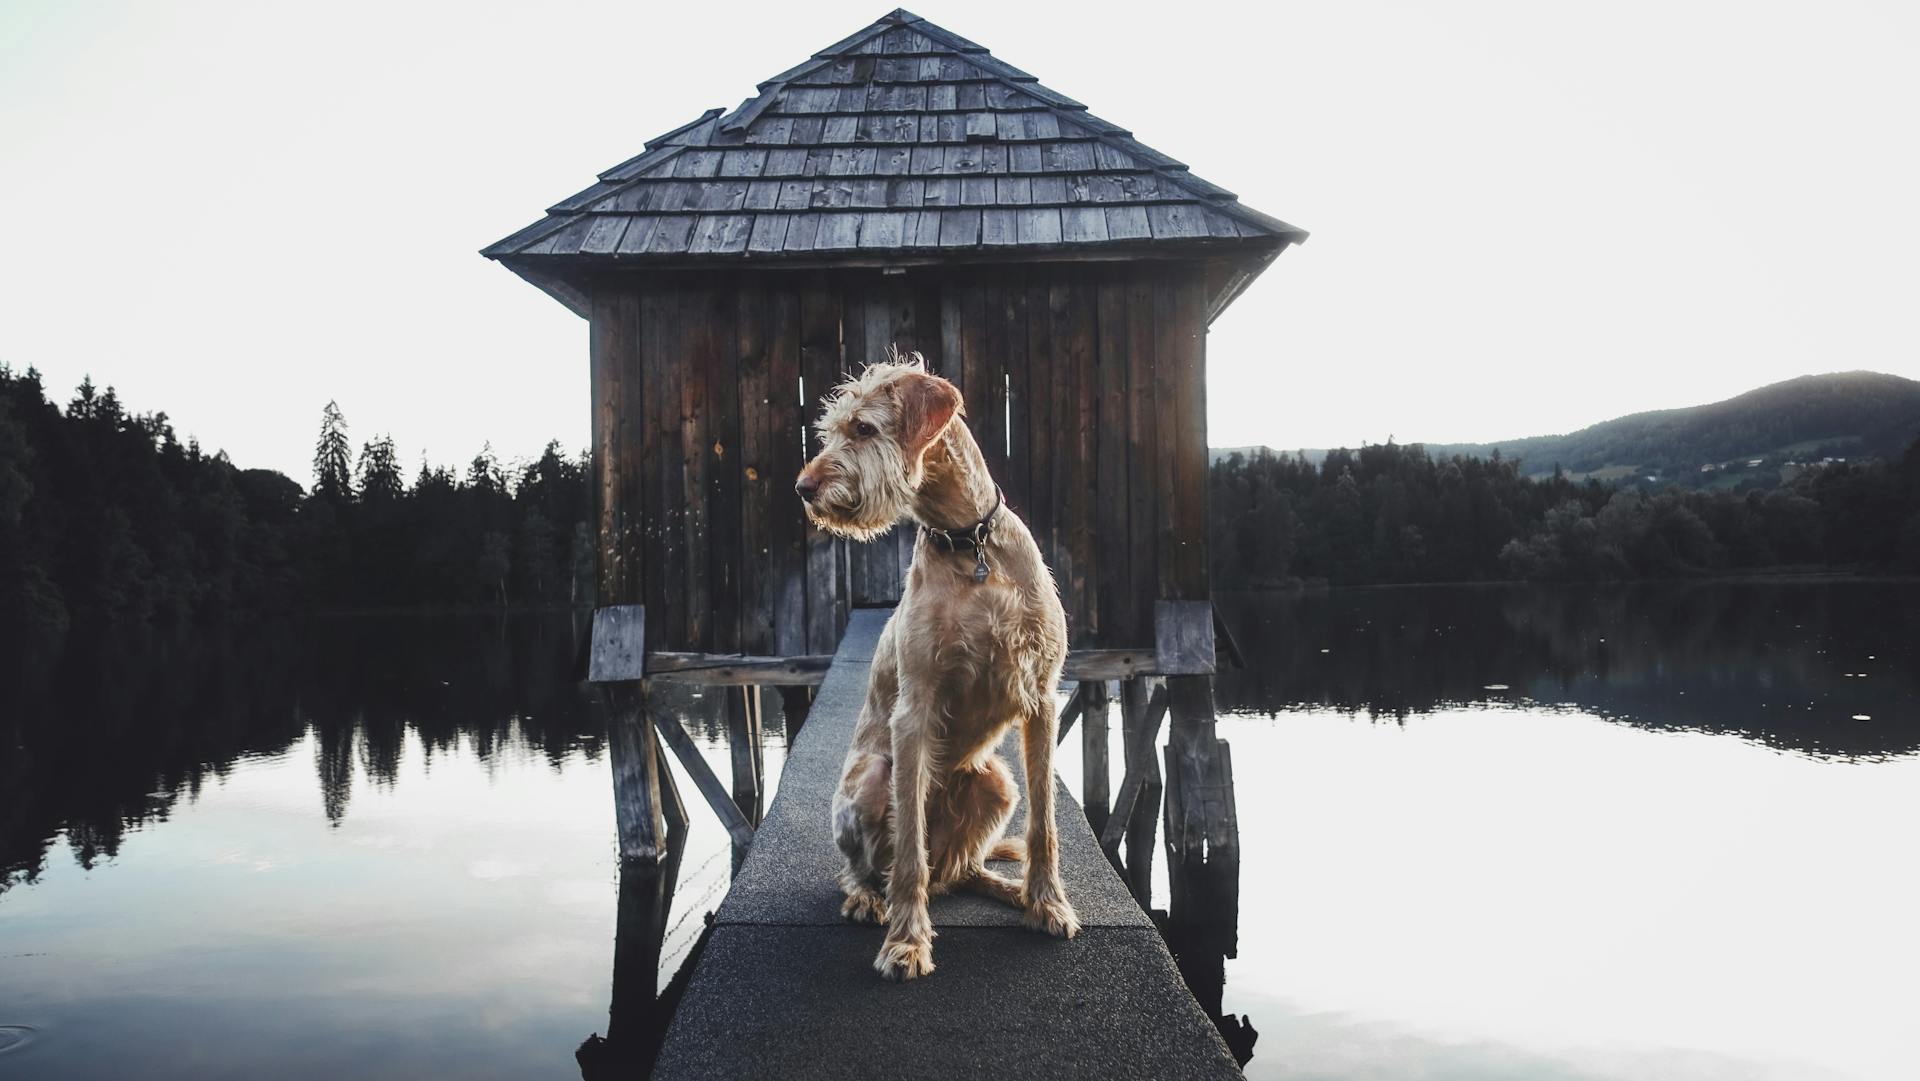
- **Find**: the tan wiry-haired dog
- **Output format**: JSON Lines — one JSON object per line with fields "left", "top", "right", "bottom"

{"left": 796, "top": 354, "right": 1079, "bottom": 981}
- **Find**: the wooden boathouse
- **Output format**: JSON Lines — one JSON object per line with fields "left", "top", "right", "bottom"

{"left": 484, "top": 9, "right": 1302, "bottom": 1075}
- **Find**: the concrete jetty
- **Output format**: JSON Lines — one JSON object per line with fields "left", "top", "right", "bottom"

{"left": 650, "top": 608, "right": 1240, "bottom": 1080}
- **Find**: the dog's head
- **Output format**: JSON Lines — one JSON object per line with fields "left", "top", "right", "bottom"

{"left": 795, "top": 353, "right": 963, "bottom": 541}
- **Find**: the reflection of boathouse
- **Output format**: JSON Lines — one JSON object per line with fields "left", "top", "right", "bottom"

{"left": 486, "top": 9, "right": 1298, "bottom": 1074}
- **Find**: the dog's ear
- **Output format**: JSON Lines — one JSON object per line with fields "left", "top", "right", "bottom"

{"left": 896, "top": 372, "right": 963, "bottom": 457}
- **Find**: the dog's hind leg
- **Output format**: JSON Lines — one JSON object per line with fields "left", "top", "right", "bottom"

{"left": 833, "top": 752, "right": 892, "bottom": 924}
{"left": 927, "top": 752, "right": 1018, "bottom": 905}
{"left": 1017, "top": 685, "right": 1081, "bottom": 939}
{"left": 834, "top": 620, "right": 900, "bottom": 926}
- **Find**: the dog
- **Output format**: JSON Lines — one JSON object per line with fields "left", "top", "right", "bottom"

{"left": 795, "top": 354, "right": 1080, "bottom": 981}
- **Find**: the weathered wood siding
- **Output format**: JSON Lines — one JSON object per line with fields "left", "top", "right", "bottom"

{"left": 589, "top": 261, "right": 1210, "bottom": 653}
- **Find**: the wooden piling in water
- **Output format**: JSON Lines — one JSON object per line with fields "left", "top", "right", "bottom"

{"left": 604, "top": 684, "right": 668, "bottom": 864}
{"left": 590, "top": 606, "right": 668, "bottom": 865}
{"left": 777, "top": 685, "right": 814, "bottom": 740}
{"left": 728, "top": 686, "right": 764, "bottom": 825}
{"left": 1164, "top": 675, "right": 1238, "bottom": 867}
{"left": 1121, "top": 675, "right": 1159, "bottom": 906}
{"left": 1081, "top": 680, "right": 1112, "bottom": 835}
{"left": 1102, "top": 678, "right": 1169, "bottom": 856}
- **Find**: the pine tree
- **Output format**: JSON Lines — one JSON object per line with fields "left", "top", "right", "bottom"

{"left": 313, "top": 401, "right": 353, "bottom": 501}
{"left": 356, "top": 434, "right": 402, "bottom": 502}
{"left": 69, "top": 376, "right": 98, "bottom": 420}
{"left": 466, "top": 442, "right": 502, "bottom": 493}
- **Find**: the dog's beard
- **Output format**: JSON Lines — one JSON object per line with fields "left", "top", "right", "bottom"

{"left": 807, "top": 476, "right": 913, "bottom": 541}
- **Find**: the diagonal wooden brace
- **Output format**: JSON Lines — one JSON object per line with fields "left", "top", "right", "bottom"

{"left": 653, "top": 703, "right": 758, "bottom": 851}
{"left": 1099, "top": 681, "right": 1169, "bottom": 853}
{"left": 1053, "top": 682, "right": 1088, "bottom": 745}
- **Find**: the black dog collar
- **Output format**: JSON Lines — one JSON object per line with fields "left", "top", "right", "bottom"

{"left": 920, "top": 488, "right": 1004, "bottom": 583}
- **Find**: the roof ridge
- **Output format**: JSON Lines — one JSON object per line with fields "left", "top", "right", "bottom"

{"left": 595, "top": 142, "right": 689, "bottom": 185}
{"left": 641, "top": 107, "right": 725, "bottom": 152}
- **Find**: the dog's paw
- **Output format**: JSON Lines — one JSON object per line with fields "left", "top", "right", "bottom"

{"left": 1021, "top": 896, "right": 1081, "bottom": 939}
{"left": 841, "top": 890, "right": 888, "bottom": 926}
{"left": 873, "top": 937, "right": 936, "bottom": 981}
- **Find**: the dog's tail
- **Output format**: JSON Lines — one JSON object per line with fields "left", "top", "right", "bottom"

{"left": 987, "top": 837, "right": 1026, "bottom": 862}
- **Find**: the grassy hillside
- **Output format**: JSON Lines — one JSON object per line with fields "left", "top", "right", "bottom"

{"left": 1399, "top": 371, "right": 1919, "bottom": 483}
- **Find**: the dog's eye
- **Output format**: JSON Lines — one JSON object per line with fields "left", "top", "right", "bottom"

{"left": 854, "top": 421, "right": 878, "bottom": 439}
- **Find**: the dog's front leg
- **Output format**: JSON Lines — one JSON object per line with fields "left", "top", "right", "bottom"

{"left": 1018, "top": 686, "right": 1082, "bottom": 939}
{"left": 875, "top": 695, "right": 938, "bottom": 980}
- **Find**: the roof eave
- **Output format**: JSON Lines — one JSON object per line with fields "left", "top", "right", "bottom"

{"left": 492, "top": 257, "right": 591, "bottom": 319}
{"left": 495, "top": 232, "right": 1283, "bottom": 269}
{"left": 1206, "top": 239, "right": 1300, "bottom": 326}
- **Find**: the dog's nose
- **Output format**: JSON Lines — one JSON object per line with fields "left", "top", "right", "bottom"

{"left": 795, "top": 474, "right": 821, "bottom": 503}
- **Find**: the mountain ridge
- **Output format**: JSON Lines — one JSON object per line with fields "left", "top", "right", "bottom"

{"left": 1224, "top": 371, "right": 1920, "bottom": 485}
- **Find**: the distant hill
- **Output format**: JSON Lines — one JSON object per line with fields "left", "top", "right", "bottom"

{"left": 1429, "top": 372, "right": 1920, "bottom": 482}
{"left": 1218, "top": 372, "right": 1920, "bottom": 487}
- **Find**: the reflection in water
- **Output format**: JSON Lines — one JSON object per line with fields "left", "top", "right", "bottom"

{"left": 1156, "top": 839, "right": 1256, "bottom": 1067}
{"left": 1194, "top": 580, "right": 1919, "bottom": 1081}
{"left": 575, "top": 827, "right": 697, "bottom": 1079}
{"left": 1215, "top": 581, "right": 1920, "bottom": 757}
{"left": 5, "top": 584, "right": 1916, "bottom": 1080}
{"left": 2, "top": 613, "right": 601, "bottom": 895}
{"left": 0, "top": 613, "right": 783, "bottom": 1081}
{"left": 1091, "top": 685, "right": 1258, "bottom": 1069}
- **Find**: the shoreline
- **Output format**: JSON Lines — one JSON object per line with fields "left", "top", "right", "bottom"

{"left": 1219, "top": 567, "right": 1920, "bottom": 593}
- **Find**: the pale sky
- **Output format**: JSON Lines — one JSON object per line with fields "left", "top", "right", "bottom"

{"left": 3, "top": 1, "right": 1916, "bottom": 483}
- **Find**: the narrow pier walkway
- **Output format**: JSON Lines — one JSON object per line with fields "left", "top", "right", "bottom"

{"left": 651, "top": 609, "right": 1240, "bottom": 1080}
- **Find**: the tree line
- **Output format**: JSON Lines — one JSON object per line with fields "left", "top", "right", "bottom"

{"left": 7, "top": 364, "right": 1919, "bottom": 663}
{"left": 0, "top": 366, "right": 592, "bottom": 672}
{"left": 1211, "top": 438, "right": 1920, "bottom": 587}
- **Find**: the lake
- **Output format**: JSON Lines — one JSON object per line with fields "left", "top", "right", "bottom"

{"left": 2, "top": 582, "right": 1916, "bottom": 1080}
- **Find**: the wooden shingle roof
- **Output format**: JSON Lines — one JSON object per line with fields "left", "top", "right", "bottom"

{"left": 483, "top": 8, "right": 1305, "bottom": 284}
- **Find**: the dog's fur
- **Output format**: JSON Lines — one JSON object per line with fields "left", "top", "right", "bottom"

{"left": 797, "top": 355, "right": 1079, "bottom": 981}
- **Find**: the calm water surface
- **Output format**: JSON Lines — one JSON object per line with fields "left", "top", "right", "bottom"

{"left": 1177, "top": 583, "right": 1920, "bottom": 1081}
{"left": 0, "top": 615, "right": 774, "bottom": 1080}
{"left": 2, "top": 583, "right": 1916, "bottom": 1080}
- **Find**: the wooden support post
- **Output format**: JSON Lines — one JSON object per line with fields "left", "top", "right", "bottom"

{"left": 1081, "top": 680, "right": 1111, "bottom": 835}
{"left": 1120, "top": 676, "right": 1154, "bottom": 774}
{"left": 590, "top": 606, "right": 668, "bottom": 865}
{"left": 1163, "top": 675, "right": 1239, "bottom": 867}
{"left": 1100, "top": 678, "right": 1168, "bottom": 853}
{"left": 777, "top": 685, "right": 814, "bottom": 740}
{"left": 1124, "top": 764, "right": 1162, "bottom": 906}
{"left": 727, "top": 685, "right": 764, "bottom": 826}
{"left": 1158, "top": 673, "right": 1247, "bottom": 1063}
{"left": 603, "top": 683, "right": 669, "bottom": 864}
{"left": 1116, "top": 673, "right": 1165, "bottom": 903}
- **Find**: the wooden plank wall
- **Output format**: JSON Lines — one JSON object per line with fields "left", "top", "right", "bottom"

{"left": 935, "top": 263, "right": 1211, "bottom": 646}
{"left": 589, "top": 262, "right": 1210, "bottom": 655}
